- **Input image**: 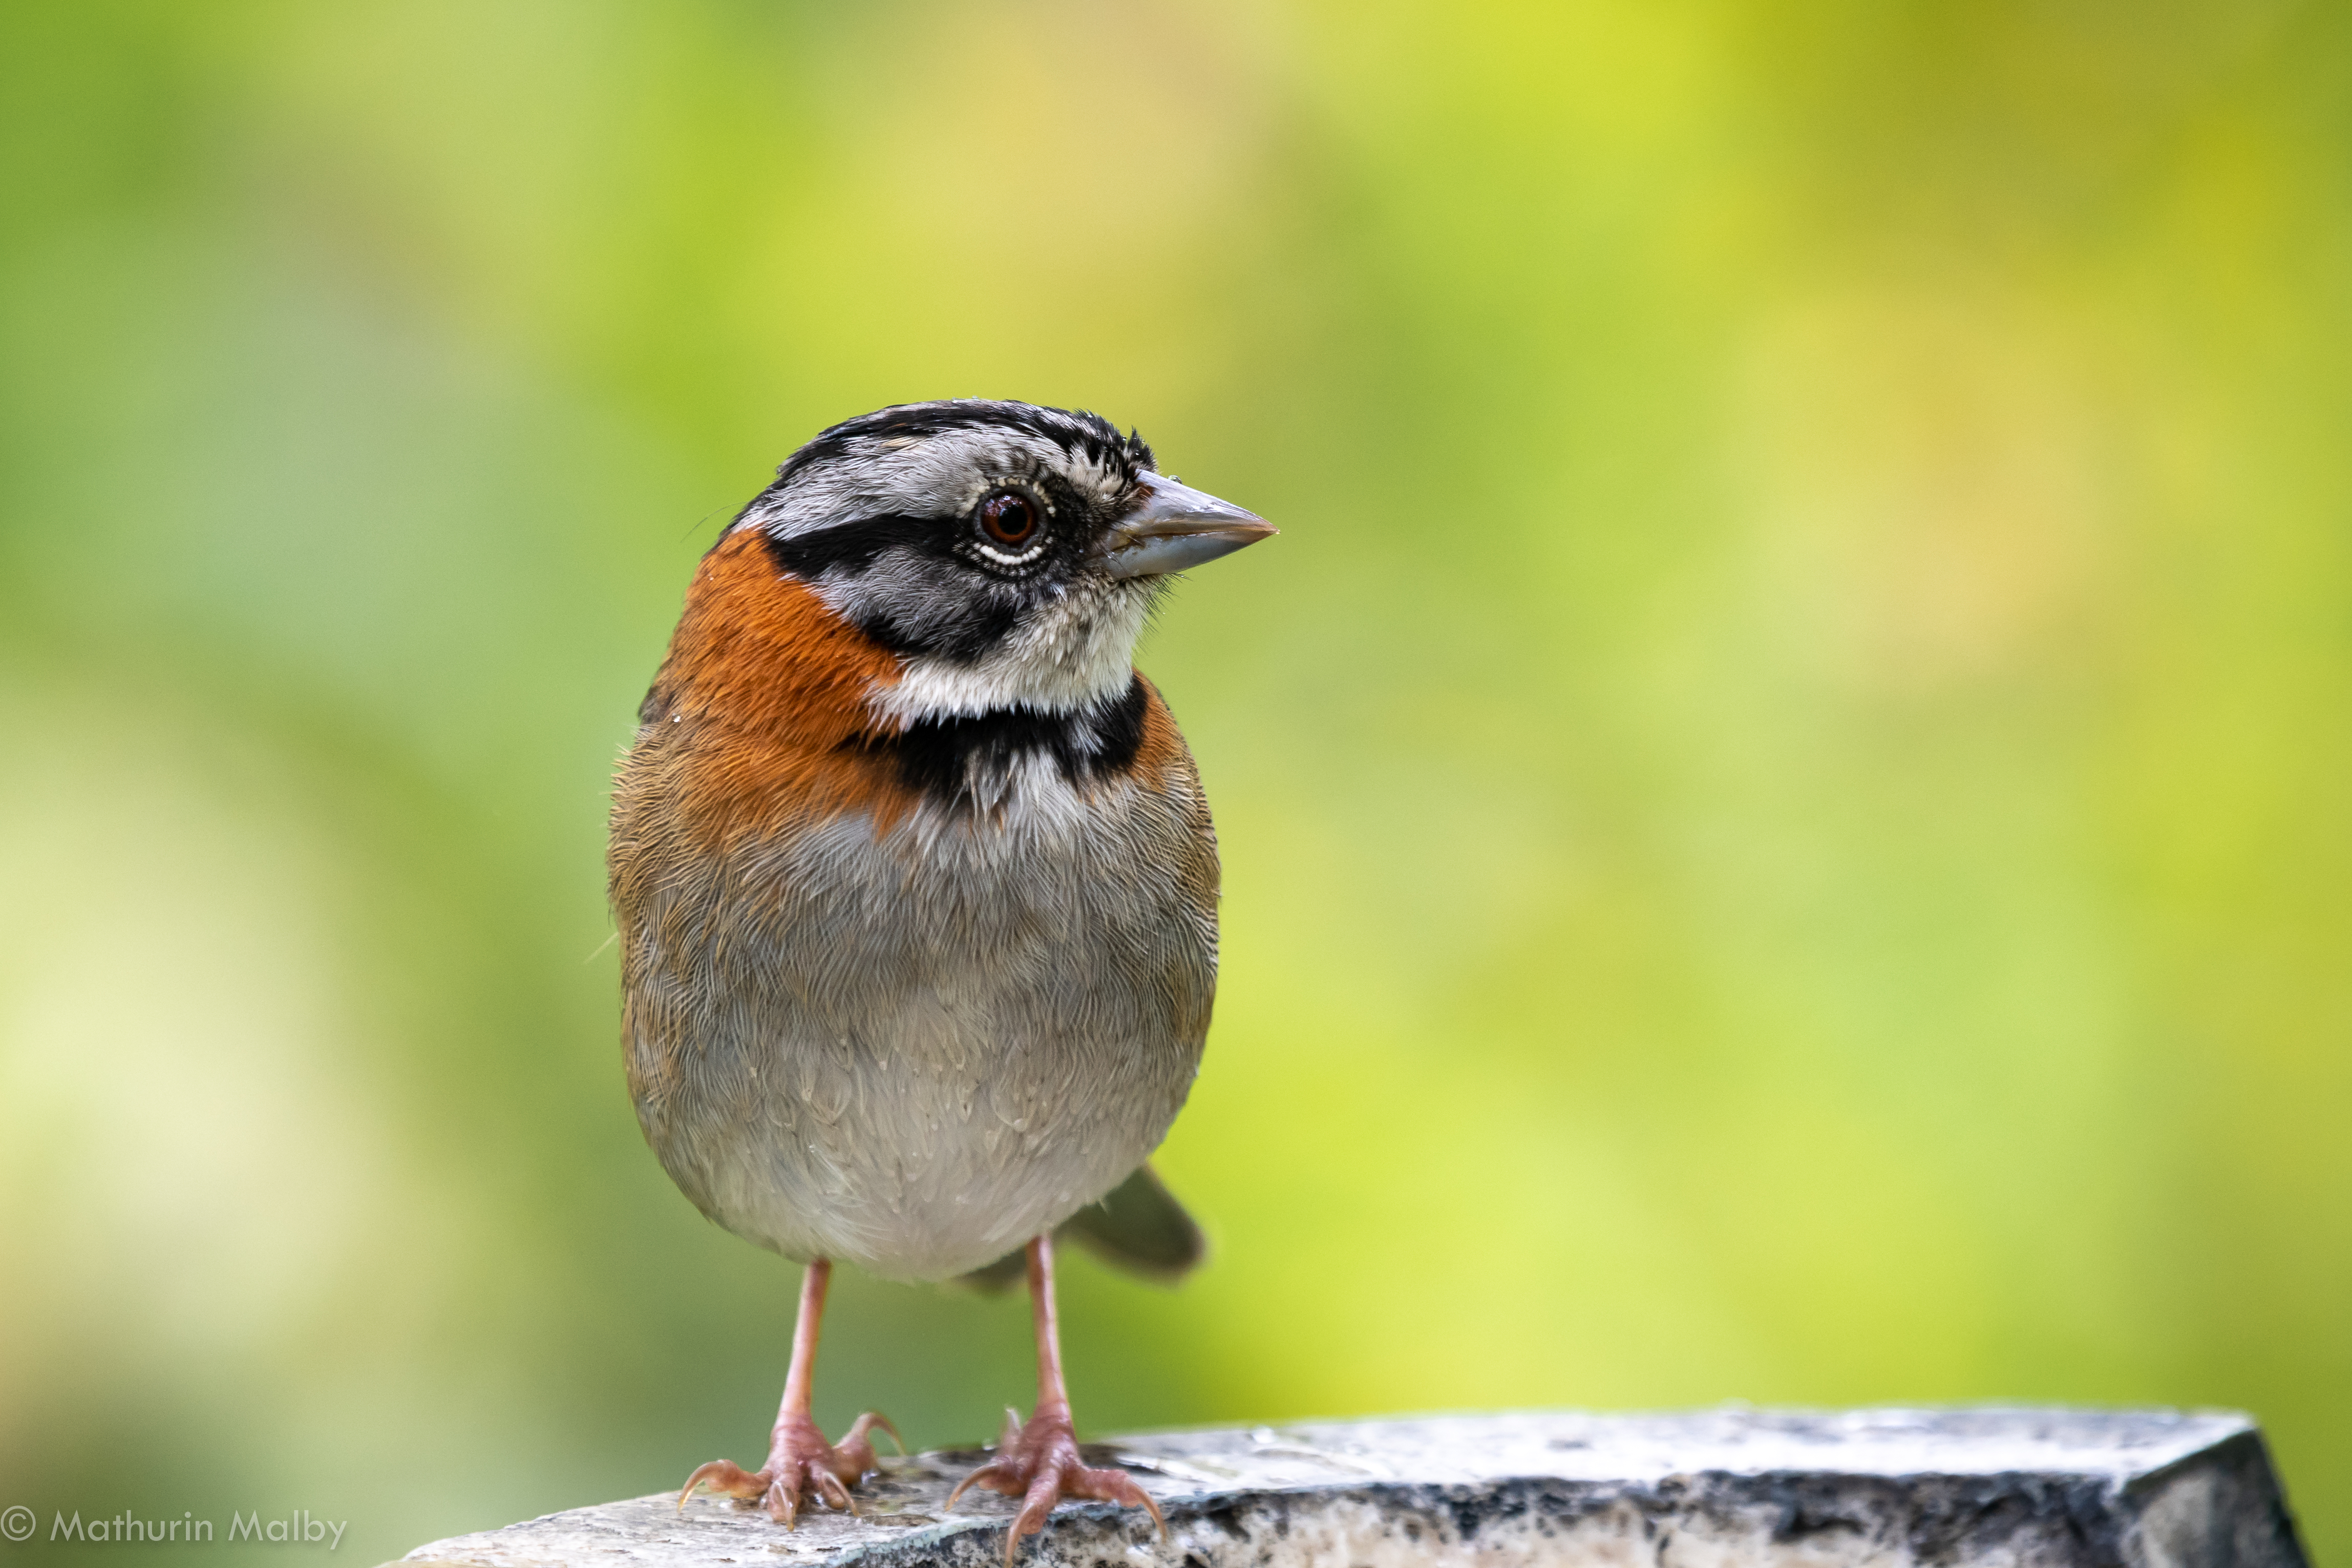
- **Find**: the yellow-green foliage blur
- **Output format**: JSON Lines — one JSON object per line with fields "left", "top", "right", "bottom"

{"left": 4, "top": 2, "right": 2349, "bottom": 1562}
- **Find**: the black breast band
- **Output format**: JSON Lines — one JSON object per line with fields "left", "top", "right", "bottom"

{"left": 847, "top": 676, "right": 1150, "bottom": 811}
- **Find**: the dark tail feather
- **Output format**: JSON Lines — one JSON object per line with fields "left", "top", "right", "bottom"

{"left": 957, "top": 1248, "right": 1028, "bottom": 1293}
{"left": 955, "top": 1164, "right": 1206, "bottom": 1291}
{"left": 1061, "top": 1163, "right": 1206, "bottom": 1282}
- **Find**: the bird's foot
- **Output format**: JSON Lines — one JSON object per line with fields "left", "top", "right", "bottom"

{"left": 948, "top": 1403, "right": 1166, "bottom": 1565}
{"left": 677, "top": 1409, "right": 900, "bottom": 1527}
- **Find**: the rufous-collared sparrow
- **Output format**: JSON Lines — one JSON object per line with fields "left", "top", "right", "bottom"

{"left": 607, "top": 400, "right": 1273, "bottom": 1560}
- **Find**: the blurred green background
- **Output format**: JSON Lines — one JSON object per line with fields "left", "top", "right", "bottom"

{"left": 4, "top": 1, "right": 2349, "bottom": 1562}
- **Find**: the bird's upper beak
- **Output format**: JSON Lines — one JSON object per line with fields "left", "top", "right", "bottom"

{"left": 1099, "top": 472, "right": 1277, "bottom": 579}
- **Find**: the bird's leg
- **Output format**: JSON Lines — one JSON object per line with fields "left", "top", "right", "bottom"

{"left": 947, "top": 1235, "right": 1167, "bottom": 1565}
{"left": 677, "top": 1259, "right": 901, "bottom": 1527}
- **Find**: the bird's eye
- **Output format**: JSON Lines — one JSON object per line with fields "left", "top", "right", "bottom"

{"left": 978, "top": 492, "right": 1039, "bottom": 548}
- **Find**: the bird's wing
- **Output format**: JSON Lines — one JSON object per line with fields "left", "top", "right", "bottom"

{"left": 956, "top": 1164, "right": 1206, "bottom": 1291}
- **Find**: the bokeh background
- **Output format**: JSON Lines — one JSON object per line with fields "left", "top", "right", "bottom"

{"left": 4, "top": 1, "right": 2349, "bottom": 1562}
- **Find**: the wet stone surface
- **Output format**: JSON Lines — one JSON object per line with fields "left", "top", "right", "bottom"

{"left": 395, "top": 1408, "right": 2307, "bottom": 1568}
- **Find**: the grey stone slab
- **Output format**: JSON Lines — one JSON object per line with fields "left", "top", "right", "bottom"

{"left": 394, "top": 1408, "right": 2305, "bottom": 1568}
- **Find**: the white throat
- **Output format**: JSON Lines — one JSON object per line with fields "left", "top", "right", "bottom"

{"left": 863, "top": 582, "right": 1153, "bottom": 726}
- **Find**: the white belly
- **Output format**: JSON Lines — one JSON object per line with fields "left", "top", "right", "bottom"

{"left": 621, "top": 759, "right": 1217, "bottom": 1282}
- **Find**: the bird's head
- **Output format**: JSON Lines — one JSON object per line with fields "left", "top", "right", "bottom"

{"left": 730, "top": 399, "right": 1273, "bottom": 725}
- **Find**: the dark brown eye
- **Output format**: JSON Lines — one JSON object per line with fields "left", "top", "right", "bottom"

{"left": 978, "top": 492, "right": 1039, "bottom": 547}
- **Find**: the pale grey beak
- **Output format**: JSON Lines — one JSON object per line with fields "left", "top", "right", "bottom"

{"left": 1099, "top": 472, "right": 1277, "bottom": 579}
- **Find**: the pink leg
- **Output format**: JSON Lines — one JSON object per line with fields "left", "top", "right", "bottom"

{"left": 947, "top": 1236, "right": 1167, "bottom": 1564}
{"left": 677, "top": 1259, "right": 901, "bottom": 1527}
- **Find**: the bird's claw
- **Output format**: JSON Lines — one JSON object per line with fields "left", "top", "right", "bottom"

{"left": 948, "top": 1404, "right": 1166, "bottom": 1565}
{"left": 678, "top": 1410, "right": 901, "bottom": 1527}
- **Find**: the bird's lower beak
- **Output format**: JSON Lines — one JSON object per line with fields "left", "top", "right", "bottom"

{"left": 1099, "top": 473, "right": 1277, "bottom": 579}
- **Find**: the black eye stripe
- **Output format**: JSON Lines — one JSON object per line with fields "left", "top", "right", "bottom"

{"left": 758, "top": 519, "right": 1021, "bottom": 661}
{"left": 760, "top": 487, "right": 1066, "bottom": 585}
{"left": 750, "top": 469, "right": 1097, "bottom": 665}
{"left": 759, "top": 515, "right": 934, "bottom": 579}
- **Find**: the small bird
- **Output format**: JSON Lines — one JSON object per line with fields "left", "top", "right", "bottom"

{"left": 607, "top": 400, "right": 1273, "bottom": 1560}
